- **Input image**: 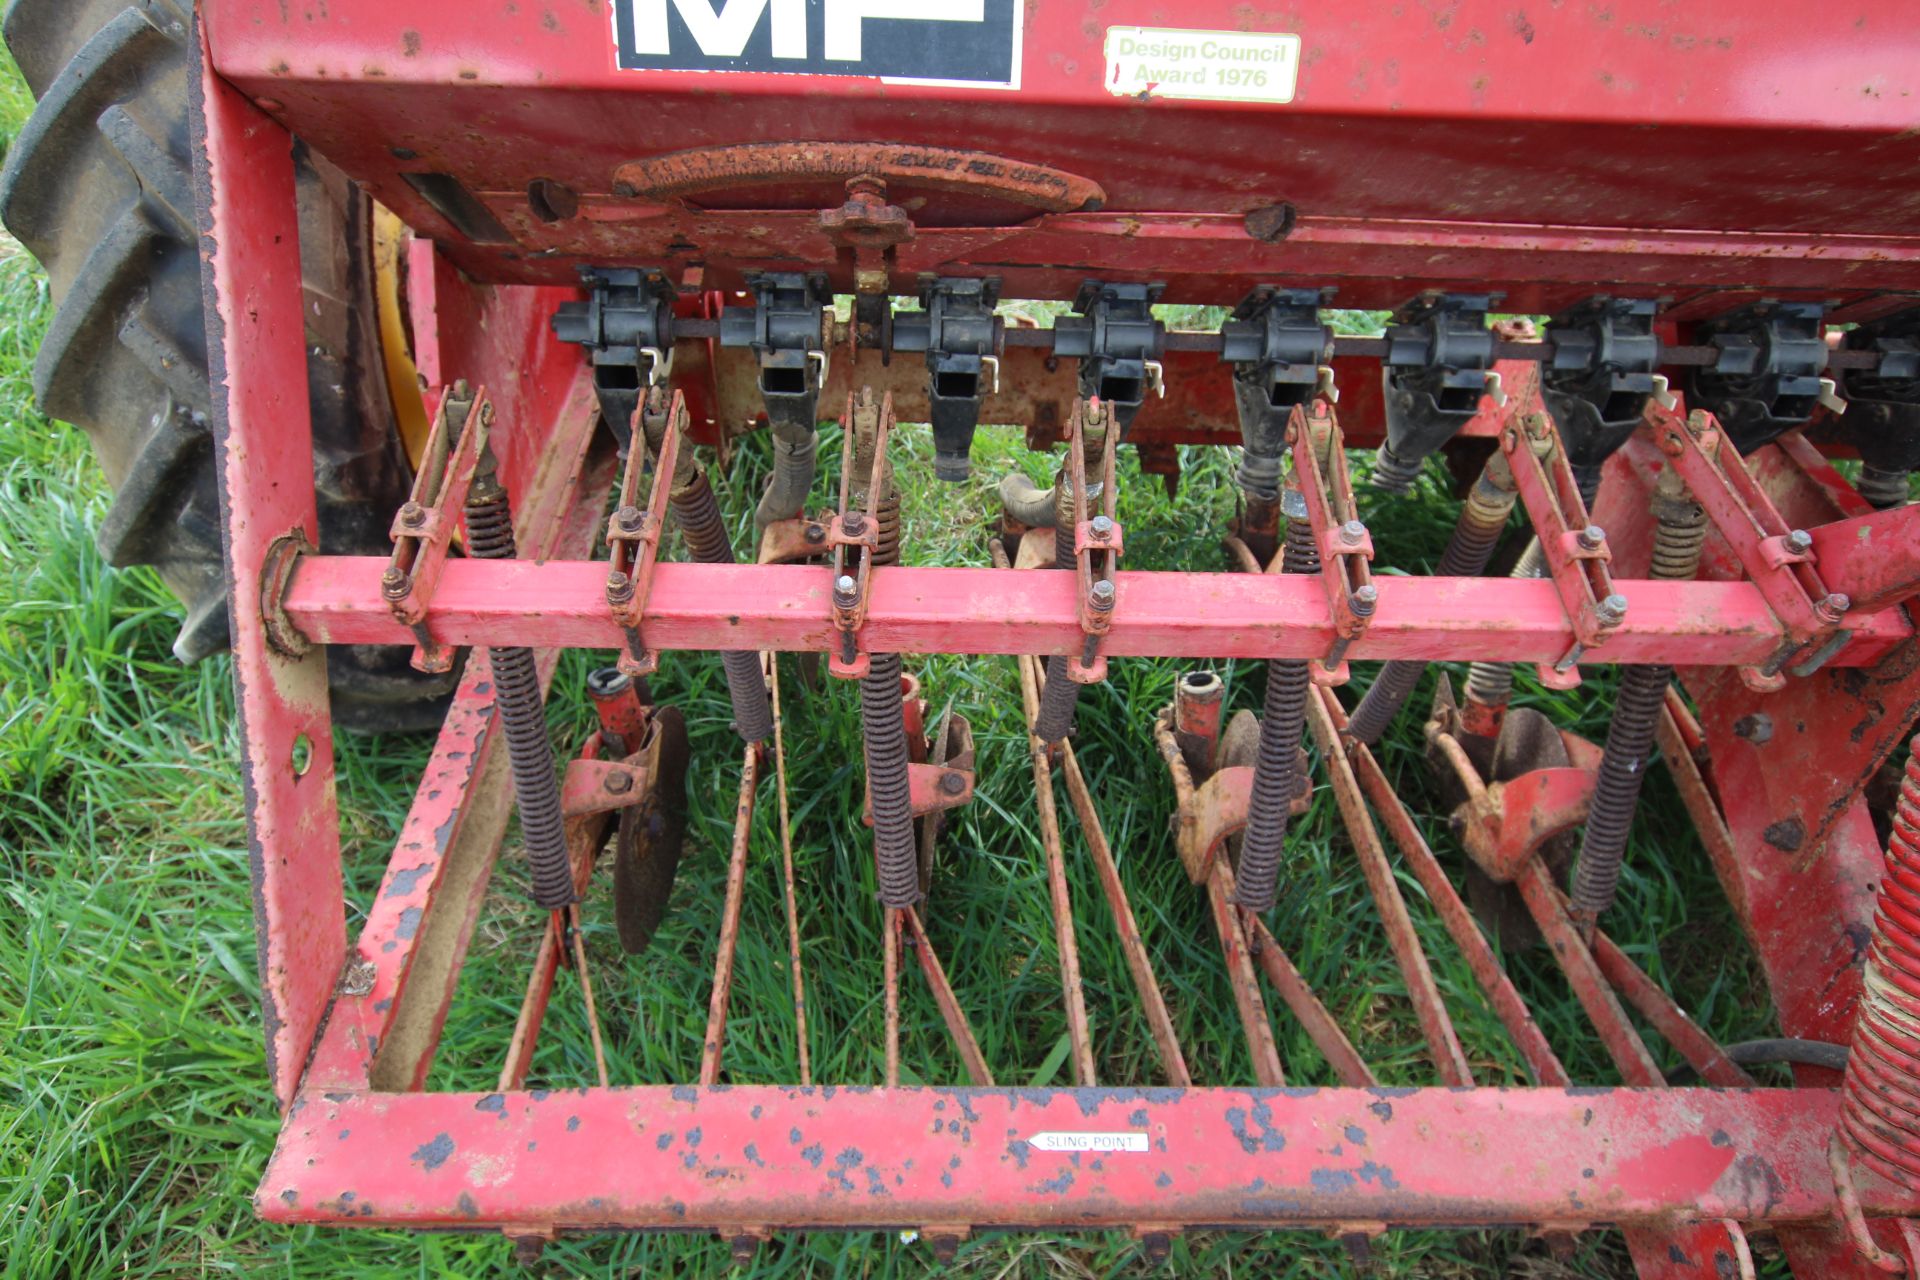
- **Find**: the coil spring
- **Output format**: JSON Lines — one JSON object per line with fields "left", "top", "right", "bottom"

{"left": 857, "top": 478, "right": 919, "bottom": 907}
{"left": 1346, "top": 481, "right": 1511, "bottom": 745}
{"left": 671, "top": 470, "right": 773, "bottom": 743}
{"left": 1856, "top": 465, "right": 1911, "bottom": 511}
{"left": 1567, "top": 495, "right": 1702, "bottom": 929}
{"left": 1033, "top": 498, "right": 1086, "bottom": 745}
{"left": 1839, "top": 742, "right": 1920, "bottom": 1184}
{"left": 1234, "top": 500, "right": 1317, "bottom": 912}
{"left": 1463, "top": 540, "right": 1548, "bottom": 713}
{"left": 467, "top": 475, "right": 574, "bottom": 909}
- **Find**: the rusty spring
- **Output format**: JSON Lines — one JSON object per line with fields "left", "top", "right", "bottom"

{"left": 855, "top": 479, "right": 918, "bottom": 907}
{"left": 1462, "top": 539, "right": 1548, "bottom": 712}
{"left": 467, "top": 466, "right": 574, "bottom": 910}
{"left": 672, "top": 469, "right": 773, "bottom": 744}
{"left": 1839, "top": 740, "right": 1920, "bottom": 1185}
{"left": 1031, "top": 475, "right": 1085, "bottom": 745}
{"left": 1234, "top": 492, "right": 1318, "bottom": 913}
{"left": 1568, "top": 491, "right": 1705, "bottom": 930}
{"left": 1346, "top": 467, "right": 1516, "bottom": 745}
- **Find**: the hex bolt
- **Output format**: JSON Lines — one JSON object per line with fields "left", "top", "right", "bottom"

{"left": 605, "top": 570, "right": 635, "bottom": 604}
{"left": 843, "top": 511, "right": 867, "bottom": 537}
{"left": 834, "top": 574, "right": 859, "bottom": 607}
{"left": 603, "top": 770, "right": 634, "bottom": 795}
{"left": 1090, "top": 514, "right": 1115, "bottom": 541}
{"left": 1350, "top": 584, "right": 1379, "bottom": 617}
{"left": 399, "top": 500, "right": 426, "bottom": 527}
{"left": 1818, "top": 592, "right": 1852, "bottom": 624}
{"left": 380, "top": 567, "right": 410, "bottom": 599}
{"left": 1785, "top": 529, "right": 1813, "bottom": 555}
{"left": 804, "top": 523, "right": 827, "bottom": 545}
{"left": 939, "top": 771, "right": 967, "bottom": 796}
{"left": 1596, "top": 593, "right": 1629, "bottom": 626}
{"left": 1341, "top": 519, "right": 1367, "bottom": 546}
{"left": 614, "top": 505, "right": 645, "bottom": 534}
{"left": 1090, "top": 579, "right": 1117, "bottom": 611}
{"left": 1577, "top": 524, "right": 1606, "bottom": 552}
{"left": 1733, "top": 713, "right": 1775, "bottom": 744}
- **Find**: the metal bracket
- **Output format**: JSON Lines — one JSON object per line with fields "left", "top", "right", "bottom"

{"left": 1052, "top": 280, "right": 1166, "bottom": 433}
{"left": 1286, "top": 400, "right": 1375, "bottom": 685}
{"left": 1647, "top": 399, "right": 1852, "bottom": 688}
{"left": 560, "top": 757, "right": 654, "bottom": 818}
{"left": 260, "top": 528, "right": 316, "bottom": 659}
{"left": 1063, "top": 398, "right": 1123, "bottom": 684}
{"left": 604, "top": 390, "right": 688, "bottom": 676}
{"left": 382, "top": 383, "right": 491, "bottom": 673}
{"left": 1500, "top": 368, "right": 1624, "bottom": 685}
{"left": 826, "top": 390, "right": 897, "bottom": 680}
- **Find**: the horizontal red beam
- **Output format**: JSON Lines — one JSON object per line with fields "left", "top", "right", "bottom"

{"left": 259, "top": 1085, "right": 1916, "bottom": 1232}
{"left": 284, "top": 557, "right": 1909, "bottom": 667}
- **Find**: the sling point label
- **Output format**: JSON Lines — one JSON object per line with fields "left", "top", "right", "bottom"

{"left": 1104, "top": 27, "right": 1301, "bottom": 104}
{"left": 1027, "top": 1131, "right": 1151, "bottom": 1153}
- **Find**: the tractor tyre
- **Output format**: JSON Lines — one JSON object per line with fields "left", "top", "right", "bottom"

{"left": 0, "top": 0, "right": 453, "bottom": 731}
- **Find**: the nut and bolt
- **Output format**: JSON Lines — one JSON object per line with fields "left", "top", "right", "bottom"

{"left": 1818, "top": 592, "right": 1852, "bottom": 623}
{"left": 1733, "top": 713, "right": 1774, "bottom": 744}
{"left": 606, "top": 570, "right": 635, "bottom": 604}
{"left": 381, "top": 567, "right": 410, "bottom": 599}
{"left": 804, "top": 523, "right": 827, "bottom": 545}
{"left": 1350, "top": 584, "right": 1379, "bottom": 617}
{"left": 1577, "top": 524, "right": 1607, "bottom": 552}
{"left": 1090, "top": 579, "right": 1117, "bottom": 611}
{"left": 842, "top": 512, "right": 867, "bottom": 536}
{"left": 604, "top": 770, "right": 635, "bottom": 795}
{"left": 1784, "top": 529, "right": 1813, "bottom": 555}
{"left": 1596, "top": 593, "right": 1629, "bottom": 626}
{"left": 614, "top": 505, "right": 645, "bottom": 534}
{"left": 399, "top": 500, "right": 427, "bottom": 528}
{"left": 1339, "top": 519, "right": 1366, "bottom": 546}
{"left": 833, "top": 574, "right": 860, "bottom": 608}
{"left": 938, "top": 771, "right": 967, "bottom": 796}
{"left": 1090, "top": 515, "right": 1115, "bottom": 541}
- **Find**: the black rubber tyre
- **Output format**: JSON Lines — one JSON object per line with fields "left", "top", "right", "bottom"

{"left": 1, "top": 0, "right": 453, "bottom": 731}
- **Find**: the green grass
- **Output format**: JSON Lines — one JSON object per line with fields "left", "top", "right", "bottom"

{"left": 0, "top": 60, "right": 1791, "bottom": 1280}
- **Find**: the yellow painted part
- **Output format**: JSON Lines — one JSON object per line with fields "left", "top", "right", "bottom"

{"left": 374, "top": 205, "right": 431, "bottom": 470}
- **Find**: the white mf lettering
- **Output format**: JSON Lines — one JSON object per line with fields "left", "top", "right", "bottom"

{"left": 629, "top": 0, "right": 988, "bottom": 62}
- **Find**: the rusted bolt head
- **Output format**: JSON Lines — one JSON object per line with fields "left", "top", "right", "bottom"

{"left": 928, "top": 1234, "right": 961, "bottom": 1264}
{"left": 1596, "top": 593, "right": 1629, "bottom": 625}
{"left": 606, "top": 569, "right": 635, "bottom": 603}
{"left": 1819, "top": 592, "right": 1852, "bottom": 622}
{"left": 1577, "top": 524, "right": 1606, "bottom": 551}
{"left": 604, "top": 770, "right": 634, "bottom": 795}
{"left": 1350, "top": 584, "right": 1379, "bottom": 616}
{"left": 380, "top": 567, "right": 410, "bottom": 599}
{"left": 1733, "top": 713, "right": 1774, "bottom": 744}
{"left": 1090, "top": 515, "right": 1115, "bottom": 540}
{"left": 1341, "top": 519, "right": 1367, "bottom": 545}
{"left": 1090, "top": 579, "right": 1117, "bottom": 610}
{"left": 614, "top": 505, "right": 644, "bottom": 533}
{"left": 1140, "top": 1233, "right": 1173, "bottom": 1264}
{"left": 842, "top": 512, "right": 867, "bottom": 536}
{"left": 939, "top": 771, "right": 966, "bottom": 796}
{"left": 1784, "top": 529, "right": 1813, "bottom": 555}
{"left": 399, "top": 501, "right": 427, "bottom": 527}
{"left": 804, "top": 523, "right": 827, "bottom": 545}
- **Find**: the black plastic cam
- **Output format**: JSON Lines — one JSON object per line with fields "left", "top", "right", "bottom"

{"left": 1375, "top": 292, "right": 1499, "bottom": 492}
{"left": 1542, "top": 297, "right": 1663, "bottom": 502}
{"left": 1686, "top": 301, "right": 1830, "bottom": 454}
{"left": 718, "top": 272, "right": 833, "bottom": 437}
{"left": 891, "top": 276, "right": 1004, "bottom": 483}
{"left": 1052, "top": 280, "right": 1166, "bottom": 434}
{"left": 549, "top": 267, "right": 675, "bottom": 448}
{"left": 1219, "top": 286, "right": 1334, "bottom": 500}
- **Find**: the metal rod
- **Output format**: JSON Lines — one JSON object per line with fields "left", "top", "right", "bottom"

{"left": 1589, "top": 927, "right": 1757, "bottom": 1087}
{"left": 568, "top": 904, "right": 610, "bottom": 1089}
{"left": 1244, "top": 914, "right": 1377, "bottom": 1087}
{"left": 1656, "top": 694, "right": 1747, "bottom": 922}
{"left": 700, "top": 743, "right": 762, "bottom": 1086}
{"left": 1204, "top": 858, "right": 1288, "bottom": 1086}
{"left": 884, "top": 907, "right": 902, "bottom": 1088}
{"left": 1305, "top": 686, "right": 1475, "bottom": 1085}
{"left": 767, "top": 656, "right": 811, "bottom": 1086}
{"left": 904, "top": 906, "right": 996, "bottom": 1087}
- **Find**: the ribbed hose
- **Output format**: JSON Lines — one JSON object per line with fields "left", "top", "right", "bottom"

{"left": 1346, "top": 466, "right": 1516, "bottom": 744}
{"left": 1857, "top": 464, "right": 1910, "bottom": 511}
{"left": 1371, "top": 446, "right": 1423, "bottom": 494}
{"left": 1567, "top": 492, "right": 1704, "bottom": 930}
{"left": 1234, "top": 500, "right": 1318, "bottom": 912}
{"left": 999, "top": 472, "right": 1059, "bottom": 529}
{"left": 671, "top": 470, "right": 773, "bottom": 743}
{"left": 1839, "top": 740, "right": 1920, "bottom": 1184}
{"left": 467, "top": 472, "right": 574, "bottom": 910}
{"left": 754, "top": 425, "right": 818, "bottom": 533}
{"left": 1463, "top": 539, "right": 1548, "bottom": 714}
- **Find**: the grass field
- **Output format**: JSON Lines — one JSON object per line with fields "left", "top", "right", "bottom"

{"left": 0, "top": 53, "right": 1796, "bottom": 1280}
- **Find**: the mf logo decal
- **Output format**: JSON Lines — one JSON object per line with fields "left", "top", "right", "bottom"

{"left": 613, "top": 0, "right": 1022, "bottom": 87}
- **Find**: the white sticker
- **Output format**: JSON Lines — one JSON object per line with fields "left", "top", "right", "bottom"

{"left": 1027, "top": 1131, "right": 1150, "bottom": 1153}
{"left": 1103, "top": 27, "right": 1301, "bottom": 104}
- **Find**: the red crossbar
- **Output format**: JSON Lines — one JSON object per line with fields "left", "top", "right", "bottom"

{"left": 283, "top": 557, "right": 1910, "bottom": 668}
